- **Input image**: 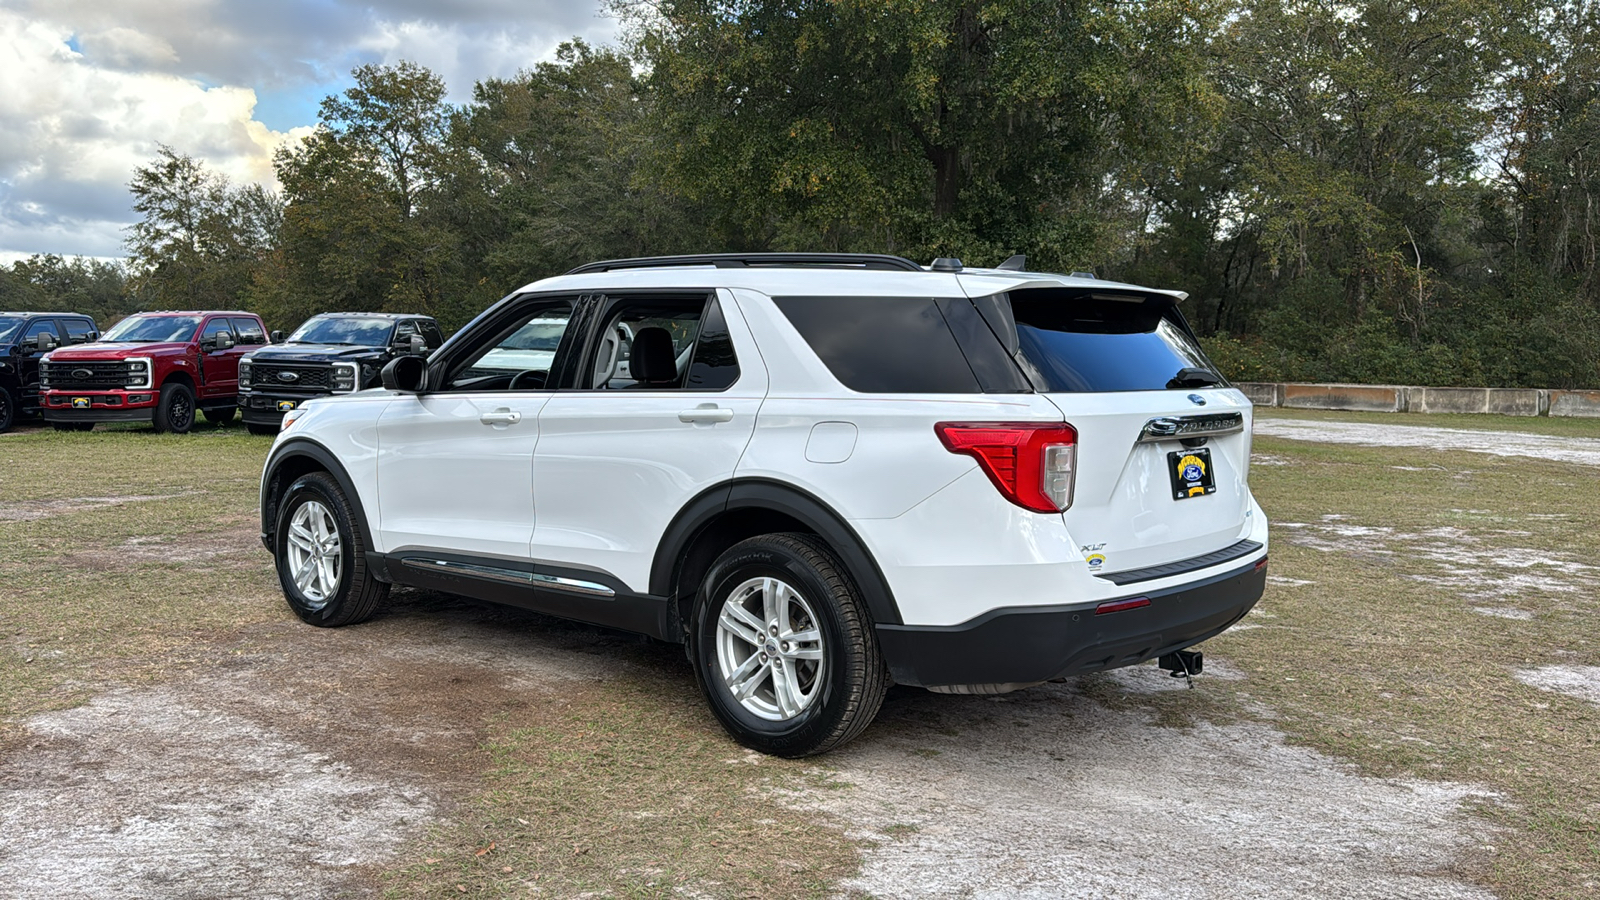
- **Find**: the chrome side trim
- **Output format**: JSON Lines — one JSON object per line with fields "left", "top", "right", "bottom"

{"left": 399, "top": 557, "right": 616, "bottom": 598}
{"left": 1137, "top": 412, "right": 1245, "bottom": 443}
{"left": 532, "top": 572, "right": 616, "bottom": 598}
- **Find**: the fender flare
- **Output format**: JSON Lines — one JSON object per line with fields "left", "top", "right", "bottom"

{"left": 260, "top": 437, "right": 375, "bottom": 558}
{"left": 650, "top": 478, "right": 904, "bottom": 626}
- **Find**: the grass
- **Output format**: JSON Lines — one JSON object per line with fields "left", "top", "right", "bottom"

{"left": 3, "top": 410, "right": 1599, "bottom": 897}
{"left": 0, "top": 423, "right": 281, "bottom": 747}
{"left": 1202, "top": 410, "right": 1600, "bottom": 898}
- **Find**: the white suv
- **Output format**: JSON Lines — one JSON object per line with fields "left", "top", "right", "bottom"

{"left": 259, "top": 253, "right": 1268, "bottom": 757}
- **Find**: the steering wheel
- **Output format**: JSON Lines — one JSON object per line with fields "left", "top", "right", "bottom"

{"left": 507, "top": 370, "right": 545, "bottom": 391}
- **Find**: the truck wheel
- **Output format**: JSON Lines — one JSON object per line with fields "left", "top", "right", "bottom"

{"left": 203, "top": 407, "right": 235, "bottom": 427}
{"left": 0, "top": 388, "right": 12, "bottom": 433}
{"left": 274, "top": 471, "right": 388, "bottom": 627}
{"left": 152, "top": 383, "right": 195, "bottom": 434}
{"left": 691, "top": 533, "right": 888, "bottom": 758}
{"left": 246, "top": 423, "right": 278, "bottom": 436}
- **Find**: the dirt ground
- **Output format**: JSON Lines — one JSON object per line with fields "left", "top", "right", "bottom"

{"left": 8, "top": 413, "right": 1596, "bottom": 897}
{"left": 0, "top": 589, "right": 1497, "bottom": 899}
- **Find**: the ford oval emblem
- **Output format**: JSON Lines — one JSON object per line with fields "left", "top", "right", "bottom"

{"left": 278, "top": 371, "right": 299, "bottom": 383}
{"left": 72, "top": 368, "right": 93, "bottom": 379}
{"left": 1188, "top": 393, "right": 1207, "bottom": 406}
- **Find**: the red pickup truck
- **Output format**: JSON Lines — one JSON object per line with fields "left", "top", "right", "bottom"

{"left": 40, "top": 310, "right": 268, "bottom": 433}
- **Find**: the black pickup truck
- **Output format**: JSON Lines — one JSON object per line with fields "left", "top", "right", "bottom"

{"left": 0, "top": 311, "right": 99, "bottom": 432}
{"left": 237, "top": 313, "right": 443, "bottom": 434}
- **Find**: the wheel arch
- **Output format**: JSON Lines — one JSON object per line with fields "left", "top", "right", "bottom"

{"left": 651, "top": 479, "right": 904, "bottom": 633}
{"left": 161, "top": 369, "right": 196, "bottom": 391}
{"left": 260, "top": 438, "right": 377, "bottom": 572}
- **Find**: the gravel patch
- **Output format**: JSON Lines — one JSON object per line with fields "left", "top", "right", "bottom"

{"left": 1515, "top": 666, "right": 1600, "bottom": 707}
{"left": 801, "top": 681, "right": 1497, "bottom": 899}
{"left": 0, "top": 494, "right": 191, "bottom": 522}
{"left": 0, "top": 691, "right": 434, "bottom": 899}
{"left": 1277, "top": 516, "right": 1599, "bottom": 602}
{"left": 1254, "top": 419, "right": 1600, "bottom": 466}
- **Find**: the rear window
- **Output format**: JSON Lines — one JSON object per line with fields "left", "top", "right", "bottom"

{"left": 772, "top": 296, "right": 981, "bottom": 393}
{"left": 1003, "top": 290, "right": 1222, "bottom": 393}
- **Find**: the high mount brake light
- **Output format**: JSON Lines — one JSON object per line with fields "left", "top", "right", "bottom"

{"left": 935, "top": 422, "right": 1077, "bottom": 513}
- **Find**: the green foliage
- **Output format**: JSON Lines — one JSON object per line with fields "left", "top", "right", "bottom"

{"left": 0, "top": 255, "right": 136, "bottom": 326}
{"left": 97, "top": 3, "right": 1600, "bottom": 385}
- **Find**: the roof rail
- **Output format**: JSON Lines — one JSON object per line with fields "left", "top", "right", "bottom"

{"left": 565, "top": 253, "right": 924, "bottom": 275}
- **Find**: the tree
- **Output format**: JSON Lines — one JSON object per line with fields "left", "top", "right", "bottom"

{"left": 262, "top": 61, "right": 466, "bottom": 328}
{"left": 620, "top": 0, "right": 1155, "bottom": 267}
{"left": 125, "top": 146, "right": 279, "bottom": 309}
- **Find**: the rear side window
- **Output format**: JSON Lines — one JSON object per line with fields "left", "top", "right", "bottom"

{"left": 63, "top": 318, "right": 97, "bottom": 343}
{"left": 1000, "top": 290, "right": 1221, "bottom": 393}
{"left": 231, "top": 318, "right": 267, "bottom": 344}
{"left": 773, "top": 296, "right": 981, "bottom": 393}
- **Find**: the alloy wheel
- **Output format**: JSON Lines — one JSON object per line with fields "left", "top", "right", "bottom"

{"left": 715, "top": 576, "right": 826, "bottom": 721}
{"left": 285, "top": 499, "right": 342, "bottom": 607}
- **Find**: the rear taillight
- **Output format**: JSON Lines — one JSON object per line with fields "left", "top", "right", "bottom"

{"left": 935, "top": 422, "right": 1077, "bottom": 512}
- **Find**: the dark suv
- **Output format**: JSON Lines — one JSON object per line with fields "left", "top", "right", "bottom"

{"left": 0, "top": 312, "right": 99, "bottom": 432}
{"left": 237, "top": 313, "right": 442, "bottom": 435}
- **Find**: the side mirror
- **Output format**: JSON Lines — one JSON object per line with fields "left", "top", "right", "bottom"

{"left": 30, "top": 332, "right": 58, "bottom": 353}
{"left": 381, "top": 355, "right": 428, "bottom": 393}
{"left": 204, "top": 333, "right": 235, "bottom": 352}
{"left": 408, "top": 333, "right": 427, "bottom": 354}
{"left": 270, "top": 330, "right": 284, "bottom": 344}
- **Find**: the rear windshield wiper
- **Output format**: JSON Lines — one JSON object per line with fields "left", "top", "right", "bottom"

{"left": 1167, "top": 367, "right": 1222, "bottom": 389}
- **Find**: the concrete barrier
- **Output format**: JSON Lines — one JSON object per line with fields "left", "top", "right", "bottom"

{"left": 1406, "top": 387, "right": 1547, "bottom": 417}
{"left": 1549, "top": 390, "right": 1600, "bottom": 418}
{"left": 1281, "top": 383, "right": 1406, "bottom": 413}
{"left": 1237, "top": 381, "right": 1586, "bottom": 417}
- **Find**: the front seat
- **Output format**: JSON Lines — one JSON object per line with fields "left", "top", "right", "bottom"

{"left": 627, "top": 327, "right": 678, "bottom": 388}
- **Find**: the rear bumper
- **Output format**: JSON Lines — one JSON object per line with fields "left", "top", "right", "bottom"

{"left": 875, "top": 559, "right": 1267, "bottom": 688}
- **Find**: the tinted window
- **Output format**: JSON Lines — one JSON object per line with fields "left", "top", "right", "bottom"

{"left": 23, "top": 320, "right": 58, "bottom": 341}
{"left": 287, "top": 316, "right": 395, "bottom": 346}
{"left": 773, "top": 296, "right": 981, "bottom": 393}
{"left": 201, "top": 318, "right": 234, "bottom": 341}
{"left": 103, "top": 315, "right": 203, "bottom": 342}
{"left": 63, "top": 318, "right": 97, "bottom": 343}
{"left": 1006, "top": 290, "right": 1221, "bottom": 393}
{"left": 419, "top": 321, "right": 445, "bottom": 349}
{"left": 0, "top": 317, "right": 21, "bottom": 343}
{"left": 231, "top": 318, "right": 266, "bottom": 344}
{"left": 685, "top": 298, "right": 740, "bottom": 390}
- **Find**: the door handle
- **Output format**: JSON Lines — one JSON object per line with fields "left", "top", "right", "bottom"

{"left": 480, "top": 408, "right": 521, "bottom": 426}
{"left": 679, "top": 404, "right": 734, "bottom": 424}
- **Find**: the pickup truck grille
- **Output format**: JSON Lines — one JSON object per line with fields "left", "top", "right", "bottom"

{"left": 250, "top": 362, "right": 332, "bottom": 391}
{"left": 41, "top": 361, "right": 143, "bottom": 389}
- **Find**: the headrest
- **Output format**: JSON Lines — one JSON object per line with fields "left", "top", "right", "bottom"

{"left": 629, "top": 326, "right": 677, "bottom": 384}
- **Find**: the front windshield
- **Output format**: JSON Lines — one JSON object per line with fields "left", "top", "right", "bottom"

{"left": 102, "top": 315, "right": 202, "bottom": 343}
{"left": 286, "top": 316, "right": 396, "bottom": 346}
{"left": 0, "top": 317, "right": 22, "bottom": 343}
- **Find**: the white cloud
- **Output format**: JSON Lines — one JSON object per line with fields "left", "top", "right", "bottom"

{"left": 0, "top": 0, "right": 618, "bottom": 259}
{"left": 0, "top": 9, "right": 312, "bottom": 258}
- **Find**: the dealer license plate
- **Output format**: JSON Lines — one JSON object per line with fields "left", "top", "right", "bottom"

{"left": 1168, "top": 448, "right": 1216, "bottom": 500}
{"left": 276, "top": 400, "right": 297, "bottom": 412}
{"left": 71, "top": 397, "right": 90, "bottom": 409}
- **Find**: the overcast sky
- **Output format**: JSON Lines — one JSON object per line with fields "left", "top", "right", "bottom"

{"left": 0, "top": 0, "right": 619, "bottom": 263}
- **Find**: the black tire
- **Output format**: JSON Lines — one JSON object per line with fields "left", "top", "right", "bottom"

{"left": 0, "top": 388, "right": 13, "bottom": 433}
{"left": 203, "top": 406, "right": 235, "bottom": 426}
{"left": 246, "top": 422, "right": 278, "bottom": 436}
{"left": 691, "top": 533, "right": 889, "bottom": 758}
{"left": 51, "top": 422, "right": 94, "bottom": 432}
{"left": 152, "top": 382, "right": 196, "bottom": 434}
{"left": 274, "top": 471, "right": 388, "bottom": 627}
